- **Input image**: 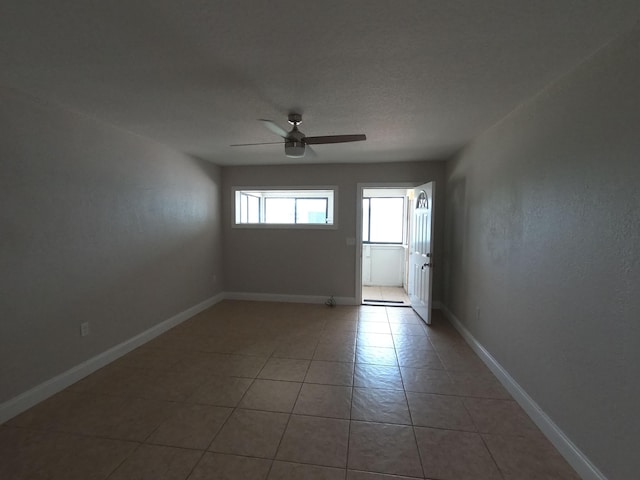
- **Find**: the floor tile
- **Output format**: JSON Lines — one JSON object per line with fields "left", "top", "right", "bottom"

{"left": 347, "top": 471, "right": 419, "bottom": 480}
{"left": 277, "top": 415, "right": 349, "bottom": 468}
{"left": 188, "top": 452, "right": 271, "bottom": 480}
{"left": 143, "top": 369, "right": 206, "bottom": 402}
{"left": 320, "top": 330, "right": 358, "bottom": 345}
{"left": 239, "top": 379, "right": 302, "bottom": 413}
{"left": 415, "top": 427, "right": 501, "bottom": 480}
{"left": 5, "top": 390, "right": 83, "bottom": 430}
{"left": 188, "top": 375, "right": 253, "bottom": 407}
{"left": 483, "top": 433, "right": 580, "bottom": 479}
{"left": 0, "top": 427, "right": 51, "bottom": 478}
{"left": 353, "top": 364, "right": 403, "bottom": 390}
{"left": 387, "top": 313, "right": 422, "bottom": 325}
{"left": 379, "top": 287, "right": 410, "bottom": 303}
{"left": 314, "top": 342, "right": 356, "bottom": 362}
{"left": 356, "top": 333, "right": 395, "bottom": 348}
{"left": 294, "top": 383, "right": 352, "bottom": 419}
{"left": 355, "top": 346, "right": 398, "bottom": 366}
{"left": 406, "top": 392, "right": 476, "bottom": 431}
{"left": 184, "top": 352, "right": 267, "bottom": 378}
{"left": 428, "top": 334, "right": 468, "bottom": 350}
{"left": 400, "top": 367, "right": 457, "bottom": 395}
{"left": 437, "top": 346, "right": 491, "bottom": 373}
{"left": 272, "top": 341, "right": 318, "bottom": 360}
{"left": 348, "top": 421, "right": 423, "bottom": 478}
{"left": 0, "top": 427, "right": 137, "bottom": 480}
{"left": 464, "top": 398, "right": 539, "bottom": 436}
{"left": 392, "top": 335, "right": 430, "bottom": 350}
{"left": 258, "top": 358, "right": 310, "bottom": 382}
{"left": 358, "top": 312, "right": 388, "bottom": 323}
{"left": 268, "top": 461, "right": 346, "bottom": 480}
{"left": 395, "top": 348, "right": 443, "bottom": 369}
{"left": 305, "top": 361, "right": 354, "bottom": 386}
{"left": 210, "top": 409, "right": 289, "bottom": 458}
{"left": 351, "top": 388, "right": 411, "bottom": 425}
{"left": 324, "top": 319, "right": 358, "bottom": 332}
{"left": 109, "top": 444, "right": 202, "bottom": 480}
{"left": 358, "top": 322, "right": 391, "bottom": 334}
{"left": 147, "top": 404, "right": 232, "bottom": 450}
{"left": 389, "top": 323, "right": 427, "bottom": 336}
{"left": 218, "top": 354, "right": 269, "bottom": 378}
{"left": 111, "top": 347, "right": 185, "bottom": 371}
{"left": 57, "top": 395, "right": 175, "bottom": 441}
{"left": 90, "top": 367, "right": 160, "bottom": 398}
{"left": 2, "top": 301, "right": 575, "bottom": 480}
{"left": 234, "top": 339, "right": 279, "bottom": 356}
{"left": 448, "top": 371, "right": 510, "bottom": 399}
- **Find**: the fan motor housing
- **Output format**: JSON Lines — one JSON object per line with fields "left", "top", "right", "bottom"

{"left": 285, "top": 140, "right": 305, "bottom": 158}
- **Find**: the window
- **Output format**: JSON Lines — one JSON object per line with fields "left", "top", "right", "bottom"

{"left": 362, "top": 197, "right": 405, "bottom": 243}
{"left": 239, "top": 192, "right": 260, "bottom": 223}
{"left": 234, "top": 188, "right": 336, "bottom": 227}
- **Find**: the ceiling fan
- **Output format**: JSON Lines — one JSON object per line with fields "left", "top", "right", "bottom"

{"left": 230, "top": 113, "right": 366, "bottom": 158}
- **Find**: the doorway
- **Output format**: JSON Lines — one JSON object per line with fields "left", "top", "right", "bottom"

{"left": 358, "top": 186, "right": 414, "bottom": 306}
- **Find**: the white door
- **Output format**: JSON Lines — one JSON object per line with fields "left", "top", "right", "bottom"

{"left": 408, "top": 182, "right": 435, "bottom": 324}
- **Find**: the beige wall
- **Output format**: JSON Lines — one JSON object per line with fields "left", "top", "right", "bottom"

{"left": 0, "top": 87, "right": 223, "bottom": 403}
{"left": 221, "top": 161, "right": 446, "bottom": 302}
{"left": 443, "top": 26, "right": 640, "bottom": 479}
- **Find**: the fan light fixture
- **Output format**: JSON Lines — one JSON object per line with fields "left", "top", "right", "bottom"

{"left": 285, "top": 141, "right": 305, "bottom": 158}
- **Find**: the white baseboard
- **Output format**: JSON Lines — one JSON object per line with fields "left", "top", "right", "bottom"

{"left": 0, "top": 292, "right": 225, "bottom": 425}
{"left": 439, "top": 304, "right": 606, "bottom": 480}
{"left": 224, "top": 291, "right": 358, "bottom": 306}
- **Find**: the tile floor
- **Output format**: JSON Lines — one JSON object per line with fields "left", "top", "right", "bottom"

{"left": 362, "top": 286, "right": 410, "bottom": 306}
{"left": 0, "top": 301, "right": 580, "bottom": 479}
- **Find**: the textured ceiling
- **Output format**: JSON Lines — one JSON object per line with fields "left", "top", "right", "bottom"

{"left": 1, "top": 1, "right": 639, "bottom": 165}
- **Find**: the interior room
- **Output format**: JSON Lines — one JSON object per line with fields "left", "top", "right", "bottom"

{"left": 1, "top": 2, "right": 639, "bottom": 479}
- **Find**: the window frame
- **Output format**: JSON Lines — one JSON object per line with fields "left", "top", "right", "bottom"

{"left": 232, "top": 186, "right": 338, "bottom": 229}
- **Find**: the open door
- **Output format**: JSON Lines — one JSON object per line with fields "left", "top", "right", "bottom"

{"left": 408, "top": 182, "right": 435, "bottom": 324}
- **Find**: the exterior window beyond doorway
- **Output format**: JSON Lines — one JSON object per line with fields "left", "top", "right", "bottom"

{"left": 362, "top": 197, "right": 404, "bottom": 243}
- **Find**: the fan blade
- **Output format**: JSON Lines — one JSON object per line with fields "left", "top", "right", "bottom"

{"left": 259, "top": 119, "right": 289, "bottom": 138}
{"left": 304, "top": 134, "right": 366, "bottom": 145}
{"left": 306, "top": 145, "right": 318, "bottom": 157}
{"left": 230, "top": 141, "right": 284, "bottom": 147}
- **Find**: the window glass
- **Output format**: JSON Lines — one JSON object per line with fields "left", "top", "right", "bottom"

{"left": 247, "top": 195, "right": 260, "bottom": 223}
{"left": 296, "top": 198, "right": 327, "bottom": 224}
{"left": 240, "top": 194, "right": 248, "bottom": 223}
{"left": 265, "top": 198, "right": 295, "bottom": 223}
{"left": 365, "top": 197, "right": 404, "bottom": 243}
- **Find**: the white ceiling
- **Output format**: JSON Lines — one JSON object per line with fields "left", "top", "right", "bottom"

{"left": 2, "top": 1, "right": 639, "bottom": 166}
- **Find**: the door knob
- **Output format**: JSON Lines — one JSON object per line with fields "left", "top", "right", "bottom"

{"left": 421, "top": 263, "right": 432, "bottom": 269}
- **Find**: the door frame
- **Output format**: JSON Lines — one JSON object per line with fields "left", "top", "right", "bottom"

{"left": 355, "top": 182, "right": 420, "bottom": 305}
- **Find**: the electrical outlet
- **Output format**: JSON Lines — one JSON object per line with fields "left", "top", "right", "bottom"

{"left": 80, "top": 322, "right": 90, "bottom": 337}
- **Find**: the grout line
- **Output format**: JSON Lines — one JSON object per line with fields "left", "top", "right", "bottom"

{"left": 262, "top": 315, "right": 324, "bottom": 479}
{"left": 391, "top": 314, "right": 428, "bottom": 480}
{"left": 203, "top": 341, "right": 274, "bottom": 451}
{"left": 479, "top": 433, "right": 508, "bottom": 480}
